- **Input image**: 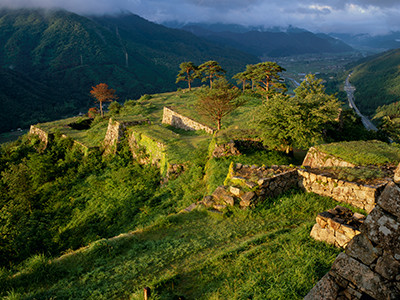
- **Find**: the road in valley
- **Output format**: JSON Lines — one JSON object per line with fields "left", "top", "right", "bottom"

{"left": 344, "top": 73, "right": 378, "bottom": 131}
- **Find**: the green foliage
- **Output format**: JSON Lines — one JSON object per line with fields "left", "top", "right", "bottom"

{"left": 205, "top": 149, "right": 291, "bottom": 193}
{"left": 317, "top": 140, "right": 400, "bottom": 166}
{"left": 0, "top": 9, "right": 257, "bottom": 133}
{"left": 1, "top": 190, "right": 344, "bottom": 299}
{"left": 349, "top": 49, "right": 400, "bottom": 116}
{"left": 254, "top": 74, "right": 341, "bottom": 152}
{"left": 323, "top": 166, "right": 384, "bottom": 183}
{"left": 196, "top": 78, "right": 243, "bottom": 130}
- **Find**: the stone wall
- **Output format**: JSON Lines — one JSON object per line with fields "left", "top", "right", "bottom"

{"left": 310, "top": 206, "right": 365, "bottom": 248}
{"left": 303, "top": 147, "right": 355, "bottom": 168}
{"left": 305, "top": 182, "right": 400, "bottom": 300}
{"left": 29, "top": 125, "right": 51, "bottom": 146}
{"left": 103, "top": 118, "right": 150, "bottom": 155}
{"left": 162, "top": 106, "right": 215, "bottom": 134}
{"left": 200, "top": 164, "right": 299, "bottom": 210}
{"left": 298, "top": 169, "right": 388, "bottom": 213}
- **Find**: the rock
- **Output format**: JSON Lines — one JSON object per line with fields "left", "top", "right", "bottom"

{"left": 235, "top": 163, "right": 242, "bottom": 170}
{"left": 310, "top": 223, "right": 336, "bottom": 245}
{"left": 223, "top": 195, "right": 235, "bottom": 206}
{"left": 229, "top": 186, "right": 242, "bottom": 197}
{"left": 377, "top": 181, "right": 400, "bottom": 219}
{"left": 213, "top": 204, "right": 227, "bottom": 211}
{"left": 245, "top": 181, "right": 258, "bottom": 189}
{"left": 304, "top": 273, "right": 340, "bottom": 300}
{"left": 375, "top": 251, "right": 400, "bottom": 280}
{"left": 241, "top": 191, "right": 256, "bottom": 203}
{"left": 346, "top": 234, "right": 378, "bottom": 265}
{"left": 361, "top": 206, "right": 400, "bottom": 255}
{"left": 331, "top": 253, "right": 390, "bottom": 300}
{"left": 202, "top": 195, "right": 215, "bottom": 207}
{"left": 394, "top": 163, "right": 400, "bottom": 184}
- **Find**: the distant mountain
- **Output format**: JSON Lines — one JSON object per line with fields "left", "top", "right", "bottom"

{"left": 331, "top": 32, "right": 400, "bottom": 52}
{"left": 0, "top": 9, "right": 258, "bottom": 132}
{"left": 347, "top": 48, "right": 400, "bottom": 116}
{"left": 165, "top": 23, "right": 353, "bottom": 57}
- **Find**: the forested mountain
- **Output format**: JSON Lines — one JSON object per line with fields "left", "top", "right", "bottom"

{"left": 0, "top": 9, "right": 258, "bottom": 132}
{"left": 347, "top": 48, "right": 400, "bottom": 116}
{"left": 169, "top": 23, "right": 353, "bottom": 57}
{"left": 331, "top": 32, "right": 400, "bottom": 52}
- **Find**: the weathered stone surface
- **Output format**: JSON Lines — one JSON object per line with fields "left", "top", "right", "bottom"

{"left": 229, "top": 186, "right": 242, "bottom": 197}
{"left": 310, "top": 223, "right": 336, "bottom": 245}
{"left": 302, "top": 147, "right": 355, "bottom": 169}
{"left": 213, "top": 204, "right": 227, "bottom": 211}
{"left": 241, "top": 191, "right": 256, "bottom": 203}
{"left": 331, "top": 253, "right": 390, "bottom": 300}
{"left": 202, "top": 195, "right": 215, "bottom": 207}
{"left": 394, "top": 163, "right": 400, "bottom": 184}
{"left": 378, "top": 181, "right": 400, "bottom": 219}
{"left": 362, "top": 206, "right": 400, "bottom": 255}
{"left": 375, "top": 251, "right": 400, "bottom": 280}
{"left": 304, "top": 273, "right": 340, "bottom": 300}
{"left": 223, "top": 195, "right": 235, "bottom": 206}
{"left": 162, "top": 106, "right": 214, "bottom": 134}
{"left": 346, "top": 234, "right": 378, "bottom": 265}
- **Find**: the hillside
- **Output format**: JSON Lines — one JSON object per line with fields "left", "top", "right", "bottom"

{"left": 347, "top": 48, "right": 400, "bottom": 116}
{"left": 174, "top": 23, "right": 353, "bottom": 57}
{"left": 0, "top": 8, "right": 258, "bottom": 132}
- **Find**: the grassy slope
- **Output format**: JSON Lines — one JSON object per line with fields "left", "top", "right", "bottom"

{"left": 317, "top": 140, "right": 400, "bottom": 166}
{"left": 3, "top": 190, "right": 346, "bottom": 300}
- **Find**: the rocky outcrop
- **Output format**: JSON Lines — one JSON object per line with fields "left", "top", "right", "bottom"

{"left": 310, "top": 206, "right": 366, "bottom": 248}
{"left": 162, "top": 106, "right": 214, "bottom": 134}
{"left": 305, "top": 182, "right": 400, "bottom": 300}
{"left": 211, "top": 141, "right": 241, "bottom": 158}
{"left": 303, "top": 147, "right": 355, "bottom": 168}
{"left": 298, "top": 169, "right": 388, "bottom": 213}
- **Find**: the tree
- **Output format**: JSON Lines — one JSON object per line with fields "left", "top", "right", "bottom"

{"left": 251, "top": 62, "right": 286, "bottom": 101}
{"left": 197, "top": 78, "right": 242, "bottom": 130}
{"left": 90, "top": 83, "right": 118, "bottom": 117}
{"left": 197, "top": 60, "right": 226, "bottom": 89}
{"left": 233, "top": 71, "right": 248, "bottom": 92}
{"left": 176, "top": 62, "right": 198, "bottom": 91}
{"left": 254, "top": 74, "right": 341, "bottom": 153}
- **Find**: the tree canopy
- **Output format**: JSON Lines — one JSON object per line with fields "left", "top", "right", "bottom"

{"left": 176, "top": 61, "right": 198, "bottom": 91}
{"left": 90, "top": 83, "right": 118, "bottom": 117}
{"left": 251, "top": 62, "right": 287, "bottom": 101}
{"left": 197, "top": 61, "right": 226, "bottom": 89}
{"left": 196, "top": 78, "right": 242, "bottom": 130}
{"left": 254, "top": 74, "right": 341, "bottom": 152}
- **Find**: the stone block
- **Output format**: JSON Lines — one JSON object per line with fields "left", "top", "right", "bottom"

{"left": 375, "top": 251, "right": 400, "bottom": 280}
{"left": 331, "top": 252, "right": 391, "bottom": 300}
{"left": 378, "top": 181, "right": 400, "bottom": 219}
{"left": 241, "top": 191, "right": 256, "bottom": 203}
{"left": 229, "top": 186, "right": 242, "bottom": 197}
{"left": 394, "top": 163, "right": 400, "bottom": 184}
{"left": 361, "top": 206, "right": 400, "bottom": 255}
{"left": 304, "top": 273, "right": 340, "bottom": 300}
{"left": 346, "top": 234, "right": 378, "bottom": 266}
{"left": 310, "top": 223, "right": 336, "bottom": 245}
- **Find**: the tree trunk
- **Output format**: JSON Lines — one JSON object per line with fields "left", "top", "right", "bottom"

{"left": 100, "top": 101, "right": 104, "bottom": 117}
{"left": 188, "top": 80, "right": 191, "bottom": 91}
{"left": 217, "top": 118, "right": 221, "bottom": 130}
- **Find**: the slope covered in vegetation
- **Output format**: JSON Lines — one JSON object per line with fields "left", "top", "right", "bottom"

{"left": 348, "top": 49, "right": 400, "bottom": 116}
{"left": 0, "top": 8, "right": 258, "bottom": 132}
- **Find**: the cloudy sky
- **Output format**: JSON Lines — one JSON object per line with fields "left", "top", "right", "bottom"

{"left": 1, "top": 0, "right": 400, "bottom": 34}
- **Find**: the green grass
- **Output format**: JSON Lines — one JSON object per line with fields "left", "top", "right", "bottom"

{"left": 1, "top": 189, "right": 344, "bottom": 300}
{"left": 317, "top": 140, "right": 400, "bottom": 166}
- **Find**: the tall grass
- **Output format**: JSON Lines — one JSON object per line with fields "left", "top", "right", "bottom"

{"left": 1, "top": 189, "right": 343, "bottom": 299}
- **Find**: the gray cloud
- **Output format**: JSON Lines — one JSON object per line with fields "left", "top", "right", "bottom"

{"left": 0, "top": 0, "right": 399, "bottom": 34}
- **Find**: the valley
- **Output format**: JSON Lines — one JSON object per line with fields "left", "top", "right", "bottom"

{"left": 1, "top": 6, "right": 400, "bottom": 300}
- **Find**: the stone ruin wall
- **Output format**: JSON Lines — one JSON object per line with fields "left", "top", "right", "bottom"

{"left": 305, "top": 181, "right": 400, "bottom": 300}
{"left": 303, "top": 147, "right": 356, "bottom": 168}
{"left": 103, "top": 118, "right": 150, "bottom": 155}
{"left": 310, "top": 206, "right": 366, "bottom": 249}
{"left": 29, "top": 125, "right": 50, "bottom": 146}
{"left": 162, "top": 106, "right": 215, "bottom": 134}
{"left": 298, "top": 169, "right": 387, "bottom": 213}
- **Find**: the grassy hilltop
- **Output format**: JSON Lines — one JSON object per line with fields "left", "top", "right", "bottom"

{"left": 2, "top": 85, "right": 396, "bottom": 299}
